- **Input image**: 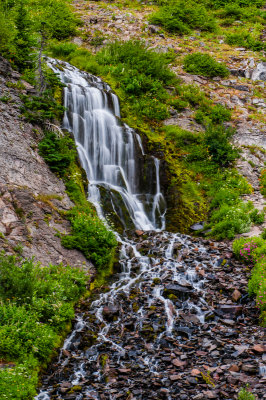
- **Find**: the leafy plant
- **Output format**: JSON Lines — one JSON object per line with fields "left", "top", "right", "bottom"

{"left": 149, "top": 0, "right": 217, "bottom": 34}
{"left": 204, "top": 125, "right": 239, "bottom": 166}
{"left": 238, "top": 387, "right": 256, "bottom": 400}
{"left": 183, "top": 53, "right": 229, "bottom": 78}
{"left": 38, "top": 131, "right": 76, "bottom": 176}
{"left": 61, "top": 206, "right": 117, "bottom": 269}
{"left": 0, "top": 252, "right": 88, "bottom": 399}
{"left": 233, "top": 235, "right": 266, "bottom": 326}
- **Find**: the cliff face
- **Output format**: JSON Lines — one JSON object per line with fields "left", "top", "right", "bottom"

{"left": 0, "top": 56, "right": 92, "bottom": 269}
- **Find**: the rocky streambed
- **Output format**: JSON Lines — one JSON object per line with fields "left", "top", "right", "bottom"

{"left": 36, "top": 232, "right": 265, "bottom": 400}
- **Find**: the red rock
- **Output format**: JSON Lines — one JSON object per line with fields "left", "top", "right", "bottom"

{"left": 118, "top": 368, "right": 131, "bottom": 374}
{"left": 232, "top": 289, "right": 241, "bottom": 302}
{"left": 172, "top": 358, "right": 186, "bottom": 367}
{"left": 135, "top": 230, "right": 144, "bottom": 236}
{"left": 229, "top": 365, "right": 239, "bottom": 372}
{"left": 252, "top": 344, "right": 265, "bottom": 353}
{"left": 191, "top": 369, "right": 201, "bottom": 376}
{"left": 169, "top": 374, "right": 181, "bottom": 381}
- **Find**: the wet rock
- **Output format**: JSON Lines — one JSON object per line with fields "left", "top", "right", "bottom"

{"left": 163, "top": 284, "right": 193, "bottom": 298}
{"left": 217, "top": 304, "right": 243, "bottom": 316}
{"left": 232, "top": 289, "right": 241, "bottom": 302}
{"left": 242, "top": 364, "right": 258, "bottom": 374}
{"left": 102, "top": 305, "right": 119, "bottom": 321}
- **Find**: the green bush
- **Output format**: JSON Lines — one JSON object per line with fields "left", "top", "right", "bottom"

{"left": 219, "top": 4, "right": 266, "bottom": 24}
{"left": 149, "top": 0, "right": 217, "bottom": 34}
{"left": 195, "top": 104, "right": 231, "bottom": 125}
{"left": 0, "top": 253, "right": 88, "bottom": 399}
{"left": 38, "top": 131, "right": 76, "bottom": 176}
{"left": 0, "top": 358, "right": 38, "bottom": 400}
{"left": 238, "top": 387, "right": 256, "bottom": 400}
{"left": 204, "top": 125, "right": 239, "bottom": 166}
{"left": 209, "top": 0, "right": 264, "bottom": 9}
{"left": 33, "top": 0, "right": 80, "bottom": 40}
{"left": 233, "top": 236, "right": 266, "bottom": 326}
{"left": 183, "top": 53, "right": 229, "bottom": 78}
{"left": 48, "top": 41, "right": 78, "bottom": 57}
{"left": 226, "top": 31, "right": 265, "bottom": 51}
{"left": 260, "top": 168, "right": 266, "bottom": 196}
{"left": 96, "top": 40, "right": 175, "bottom": 84}
{"left": 61, "top": 206, "right": 117, "bottom": 269}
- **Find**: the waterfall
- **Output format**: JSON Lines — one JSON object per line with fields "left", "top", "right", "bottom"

{"left": 48, "top": 59, "right": 166, "bottom": 231}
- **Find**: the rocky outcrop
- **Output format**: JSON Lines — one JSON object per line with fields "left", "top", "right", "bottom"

{"left": 0, "top": 56, "right": 92, "bottom": 269}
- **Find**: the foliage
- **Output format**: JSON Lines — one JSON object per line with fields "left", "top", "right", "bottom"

{"left": 238, "top": 387, "right": 256, "bottom": 400}
{"left": 20, "top": 68, "right": 65, "bottom": 123}
{"left": 226, "top": 31, "right": 265, "bottom": 51}
{"left": 33, "top": 0, "right": 80, "bottom": 40}
{"left": 0, "top": 253, "right": 88, "bottom": 399}
{"left": 209, "top": 0, "right": 264, "bottom": 9}
{"left": 233, "top": 235, "right": 266, "bottom": 326}
{"left": 195, "top": 103, "right": 231, "bottom": 125}
{"left": 61, "top": 206, "right": 117, "bottom": 269}
{"left": 38, "top": 131, "right": 76, "bottom": 176}
{"left": 149, "top": 0, "right": 217, "bottom": 34}
{"left": 183, "top": 53, "right": 229, "bottom": 78}
{"left": 203, "top": 125, "right": 239, "bottom": 166}
{"left": 259, "top": 168, "right": 266, "bottom": 196}
{"left": 0, "top": 358, "right": 38, "bottom": 400}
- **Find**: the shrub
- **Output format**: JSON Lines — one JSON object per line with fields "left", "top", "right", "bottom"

{"left": 233, "top": 235, "right": 266, "bottom": 325}
{"left": 204, "top": 125, "right": 239, "bottom": 166}
{"left": 96, "top": 40, "right": 175, "bottom": 84}
{"left": 38, "top": 131, "right": 76, "bottom": 176}
{"left": 149, "top": 0, "right": 217, "bottom": 34}
{"left": 35, "top": 0, "right": 80, "bottom": 40}
{"left": 208, "top": 201, "right": 253, "bottom": 239}
{"left": 238, "top": 387, "right": 256, "bottom": 400}
{"left": 209, "top": 0, "right": 264, "bottom": 9}
{"left": 48, "top": 41, "right": 78, "bottom": 58}
{"left": 61, "top": 206, "right": 118, "bottom": 269}
{"left": 183, "top": 53, "right": 229, "bottom": 78}
{"left": 226, "top": 31, "right": 265, "bottom": 51}
{"left": 195, "top": 104, "right": 231, "bottom": 125}
{"left": 259, "top": 168, "right": 266, "bottom": 196}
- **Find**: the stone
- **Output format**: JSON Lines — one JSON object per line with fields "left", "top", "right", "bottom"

{"left": 172, "top": 359, "right": 186, "bottom": 368}
{"left": 191, "top": 369, "right": 201, "bottom": 376}
{"left": 251, "top": 62, "right": 266, "bottom": 81}
{"left": 169, "top": 374, "right": 181, "bottom": 381}
{"left": 135, "top": 230, "right": 144, "bottom": 236}
{"left": 242, "top": 364, "right": 258, "bottom": 374}
{"left": 229, "top": 365, "right": 240, "bottom": 372}
{"left": 232, "top": 289, "right": 241, "bottom": 302}
{"left": 218, "top": 305, "right": 243, "bottom": 315}
{"left": 253, "top": 344, "right": 266, "bottom": 353}
{"left": 190, "top": 223, "right": 204, "bottom": 231}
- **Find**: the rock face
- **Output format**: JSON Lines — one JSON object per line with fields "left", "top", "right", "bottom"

{"left": 0, "top": 56, "right": 92, "bottom": 269}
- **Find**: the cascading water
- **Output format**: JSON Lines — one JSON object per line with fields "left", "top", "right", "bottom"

{"left": 35, "top": 61, "right": 265, "bottom": 400}
{"left": 48, "top": 59, "right": 166, "bottom": 231}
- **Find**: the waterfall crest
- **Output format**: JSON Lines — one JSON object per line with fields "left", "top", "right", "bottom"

{"left": 48, "top": 59, "right": 166, "bottom": 231}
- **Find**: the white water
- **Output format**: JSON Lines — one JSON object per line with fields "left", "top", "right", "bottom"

{"left": 48, "top": 59, "right": 166, "bottom": 231}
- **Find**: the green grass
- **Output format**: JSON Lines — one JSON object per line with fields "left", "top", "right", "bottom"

{"left": 0, "top": 253, "right": 88, "bottom": 400}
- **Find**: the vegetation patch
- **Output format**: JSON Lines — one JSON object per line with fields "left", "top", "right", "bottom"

{"left": 233, "top": 234, "right": 266, "bottom": 326}
{"left": 149, "top": 0, "right": 217, "bottom": 34}
{"left": 0, "top": 253, "right": 88, "bottom": 399}
{"left": 183, "top": 53, "right": 229, "bottom": 78}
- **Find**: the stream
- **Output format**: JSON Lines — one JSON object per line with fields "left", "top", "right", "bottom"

{"left": 36, "top": 61, "right": 265, "bottom": 400}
